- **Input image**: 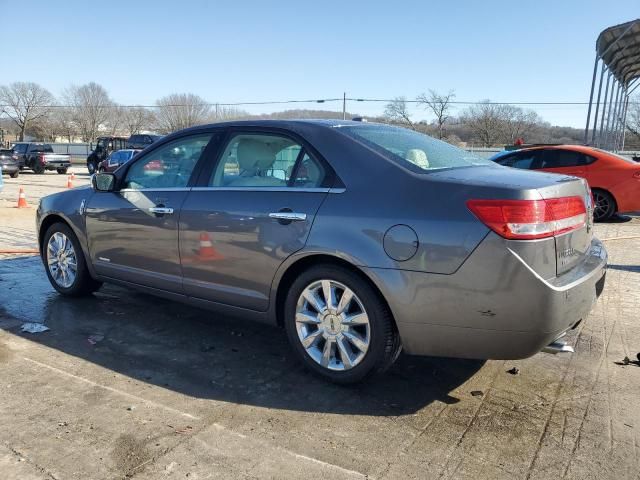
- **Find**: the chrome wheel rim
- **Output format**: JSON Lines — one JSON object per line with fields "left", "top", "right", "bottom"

{"left": 47, "top": 232, "right": 77, "bottom": 288}
{"left": 593, "top": 192, "right": 610, "bottom": 220}
{"left": 295, "top": 280, "right": 370, "bottom": 371}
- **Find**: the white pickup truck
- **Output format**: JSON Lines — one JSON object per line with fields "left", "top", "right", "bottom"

{"left": 12, "top": 142, "right": 72, "bottom": 174}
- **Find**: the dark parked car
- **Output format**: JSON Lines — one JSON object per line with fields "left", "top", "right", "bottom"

{"left": 97, "top": 149, "right": 141, "bottom": 173}
{"left": 37, "top": 120, "right": 607, "bottom": 383}
{"left": 127, "top": 134, "right": 162, "bottom": 150}
{"left": 0, "top": 149, "right": 20, "bottom": 178}
{"left": 12, "top": 142, "right": 71, "bottom": 174}
{"left": 86, "top": 136, "right": 128, "bottom": 174}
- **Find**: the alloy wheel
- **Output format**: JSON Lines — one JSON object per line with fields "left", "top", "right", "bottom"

{"left": 593, "top": 191, "right": 611, "bottom": 220}
{"left": 295, "top": 280, "right": 371, "bottom": 371}
{"left": 47, "top": 232, "right": 78, "bottom": 288}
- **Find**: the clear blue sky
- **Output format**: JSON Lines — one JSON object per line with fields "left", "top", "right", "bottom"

{"left": 2, "top": 0, "right": 638, "bottom": 127}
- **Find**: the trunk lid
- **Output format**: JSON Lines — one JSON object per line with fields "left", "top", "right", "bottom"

{"left": 430, "top": 166, "right": 593, "bottom": 277}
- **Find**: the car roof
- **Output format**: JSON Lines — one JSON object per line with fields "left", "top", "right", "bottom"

{"left": 177, "top": 119, "right": 370, "bottom": 133}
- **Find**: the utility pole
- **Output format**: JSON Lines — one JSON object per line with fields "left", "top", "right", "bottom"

{"left": 342, "top": 92, "right": 346, "bottom": 120}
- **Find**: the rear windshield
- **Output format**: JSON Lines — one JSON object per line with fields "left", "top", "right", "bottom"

{"left": 30, "top": 144, "right": 54, "bottom": 153}
{"left": 336, "top": 124, "right": 492, "bottom": 172}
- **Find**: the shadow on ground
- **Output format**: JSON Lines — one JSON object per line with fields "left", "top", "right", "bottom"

{"left": 607, "top": 263, "right": 640, "bottom": 273}
{"left": 0, "top": 255, "right": 483, "bottom": 417}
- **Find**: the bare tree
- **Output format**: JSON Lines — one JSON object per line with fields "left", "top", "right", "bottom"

{"left": 383, "top": 97, "right": 415, "bottom": 129}
{"left": 64, "top": 82, "right": 115, "bottom": 142}
{"left": 460, "top": 100, "right": 505, "bottom": 147}
{"left": 0, "top": 82, "right": 55, "bottom": 141}
{"left": 625, "top": 95, "right": 640, "bottom": 136}
{"left": 210, "top": 104, "right": 249, "bottom": 122}
{"left": 500, "top": 105, "right": 540, "bottom": 143}
{"left": 155, "top": 93, "right": 211, "bottom": 133}
{"left": 122, "top": 106, "right": 155, "bottom": 135}
{"left": 417, "top": 89, "right": 455, "bottom": 139}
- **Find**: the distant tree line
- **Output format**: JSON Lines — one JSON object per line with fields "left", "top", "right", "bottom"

{"left": 1, "top": 80, "right": 638, "bottom": 149}
{"left": 0, "top": 81, "right": 247, "bottom": 143}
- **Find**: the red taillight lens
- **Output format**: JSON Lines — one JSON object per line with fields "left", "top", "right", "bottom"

{"left": 467, "top": 196, "right": 586, "bottom": 240}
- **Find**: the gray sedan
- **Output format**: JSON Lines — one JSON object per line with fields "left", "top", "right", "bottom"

{"left": 36, "top": 120, "right": 607, "bottom": 383}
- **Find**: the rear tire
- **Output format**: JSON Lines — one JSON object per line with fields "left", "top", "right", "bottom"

{"left": 9, "top": 171, "right": 19, "bottom": 178}
{"left": 57, "top": 168, "right": 68, "bottom": 175}
{"left": 33, "top": 163, "right": 45, "bottom": 174}
{"left": 43, "top": 222, "right": 102, "bottom": 296}
{"left": 284, "top": 264, "right": 401, "bottom": 384}
{"left": 593, "top": 189, "right": 616, "bottom": 221}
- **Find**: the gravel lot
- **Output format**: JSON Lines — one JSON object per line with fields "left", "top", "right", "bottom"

{"left": 1, "top": 169, "right": 639, "bottom": 479}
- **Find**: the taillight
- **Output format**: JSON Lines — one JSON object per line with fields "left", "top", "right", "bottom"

{"left": 12, "top": 155, "right": 18, "bottom": 161}
{"left": 466, "top": 196, "right": 586, "bottom": 240}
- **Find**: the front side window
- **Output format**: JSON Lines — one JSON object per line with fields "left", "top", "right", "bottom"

{"left": 13, "top": 144, "right": 27, "bottom": 153}
{"left": 336, "top": 124, "right": 492, "bottom": 172}
{"left": 210, "top": 133, "right": 325, "bottom": 188}
{"left": 124, "top": 134, "right": 212, "bottom": 189}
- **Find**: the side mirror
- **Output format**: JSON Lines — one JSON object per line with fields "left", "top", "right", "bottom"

{"left": 92, "top": 172, "right": 116, "bottom": 192}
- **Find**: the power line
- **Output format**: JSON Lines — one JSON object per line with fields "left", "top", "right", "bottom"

{"left": 1, "top": 97, "right": 638, "bottom": 110}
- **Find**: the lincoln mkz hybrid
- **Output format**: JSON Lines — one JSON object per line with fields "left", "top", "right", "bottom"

{"left": 37, "top": 120, "right": 607, "bottom": 383}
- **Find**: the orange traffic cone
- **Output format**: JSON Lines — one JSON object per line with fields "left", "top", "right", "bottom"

{"left": 17, "top": 187, "right": 28, "bottom": 208}
{"left": 67, "top": 175, "right": 73, "bottom": 189}
{"left": 70, "top": 171, "right": 76, "bottom": 181}
{"left": 198, "top": 232, "right": 223, "bottom": 260}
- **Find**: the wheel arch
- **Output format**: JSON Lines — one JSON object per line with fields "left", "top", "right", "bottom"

{"left": 591, "top": 186, "right": 618, "bottom": 212}
{"left": 272, "top": 253, "right": 398, "bottom": 332}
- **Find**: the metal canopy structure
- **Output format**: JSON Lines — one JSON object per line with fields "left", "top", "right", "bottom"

{"left": 584, "top": 19, "right": 640, "bottom": 151}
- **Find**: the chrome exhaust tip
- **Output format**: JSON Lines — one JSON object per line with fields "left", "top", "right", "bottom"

{"left": 542, "top": 340, "right": 575, "bottom": 354}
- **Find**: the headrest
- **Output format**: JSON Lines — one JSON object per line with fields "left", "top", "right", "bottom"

{"left": 236, "top": 138, "right": 276, "bottom": 172}
{"left": 405, "top": 149, "right": 429, "bottom": 169}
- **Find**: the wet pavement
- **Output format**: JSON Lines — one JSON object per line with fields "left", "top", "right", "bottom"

{"left": 1, "top": 172, "right": 640, "bottom": 479}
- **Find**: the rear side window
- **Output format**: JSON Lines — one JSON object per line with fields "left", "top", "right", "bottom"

{"left": 541, "top": 150, "right": 587, "bottom": 168}
{"left": 337, "top": 124, "right": 491, "bottom": 172}
{"left": 13, "top": 144, "right": 27, "bottom": 153}
{"left": 29, "top": 144, "right": 54, "bottom": 153}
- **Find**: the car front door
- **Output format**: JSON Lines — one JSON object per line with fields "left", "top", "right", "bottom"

{"left": 85, "top": 132, "right": 215, "bottom": 292}
{"left": 179, "top": 130, "right": 335, "bottom": 311}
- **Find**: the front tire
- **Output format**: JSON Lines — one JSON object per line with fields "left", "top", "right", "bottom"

{"left": 593, "top": 189, "right": 616, "bottom": 221}
{"left": 284, "top": 265, "right": 401, "bottom": 384}
{"left": 33, "top": 163, "right": 45, "bottom": 174}
{"left": 43, "top": 222, "right": 102, "bottom": 296}
{"left": 57, "top": 167, "right": 68, "bottom": 175}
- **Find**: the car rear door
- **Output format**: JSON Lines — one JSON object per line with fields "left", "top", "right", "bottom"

{"left": 538, "top": 149, "right": 588, "bottom": 178}
{"left": 179, "top": 129, "right": 334, "bottom": 311}
{"left": 85, "top": 132, "right": 216, "bottom": 293}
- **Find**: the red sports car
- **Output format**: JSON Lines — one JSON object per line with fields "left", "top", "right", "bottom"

{"left": 492, "top": 145, "right": 640, "bottom": 220}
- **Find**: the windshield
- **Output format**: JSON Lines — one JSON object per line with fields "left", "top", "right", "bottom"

{"left": 336, "top": 124, "right": 492, "bottom": 172}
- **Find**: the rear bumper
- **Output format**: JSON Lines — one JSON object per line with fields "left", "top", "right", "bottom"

{"left": 364, "top": 234, "right": 607, "bottom": 359}
{"left": 43, "top": 162, "right": 71, "bottom": 171}
{"left": 1, "top": 164, "right": 19, "bottom": 174}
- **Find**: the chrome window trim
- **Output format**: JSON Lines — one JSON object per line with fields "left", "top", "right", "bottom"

{"left": 116, "top": 187, "right": 346, "bottom": 194}
{"left": 119, "top": 187, "right": 192, "bottom": 192}
{"left": 190, "top": 186, "right": 333, "bottom": 193}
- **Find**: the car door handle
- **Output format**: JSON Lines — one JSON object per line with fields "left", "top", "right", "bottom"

{"left": 268, "top": 212, "right": 307, "bottom": 222}
{"left": 148, "top": 207, "right": 174, "bottom": 215}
